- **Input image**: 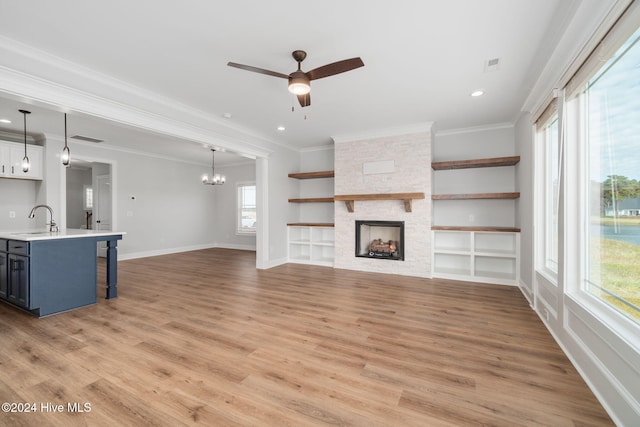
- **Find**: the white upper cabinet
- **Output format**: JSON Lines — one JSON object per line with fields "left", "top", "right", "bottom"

{"left": 0, "top": 140, "right": 43, "bottom": 180}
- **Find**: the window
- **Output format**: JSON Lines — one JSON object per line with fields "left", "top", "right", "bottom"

{"left": 237, "top": 183, "right": 256, "bottom": 234}
{"left": 84, "top": 185, "right": 93, "bottom": 210}
{"left": 580, "top": 26, "right": 640, "bottom": 323}
{"left": 537, "top": 110, "right": 560, "bottom": 275}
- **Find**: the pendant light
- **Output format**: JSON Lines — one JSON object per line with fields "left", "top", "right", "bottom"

{"left": 18, "top": 109, "right": 31, "bottom": 173}
{"left": 202, "top": 149, "right": 225, "bottom": 185}
{"left": 61, "top": 113, "right": 71, "bottom": 166}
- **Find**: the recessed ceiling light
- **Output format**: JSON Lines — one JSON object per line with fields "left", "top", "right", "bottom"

{"left": 277, "top": 126, "right": 285, "bottom": 131}
{"left": 0, "top": 118, "right": 11, "bottom": 124}
{"left": 471, "top": 90, "right": 485, "bottom": 97}
{"left": 223, "top": 113, "right": 232, "bottom": 119}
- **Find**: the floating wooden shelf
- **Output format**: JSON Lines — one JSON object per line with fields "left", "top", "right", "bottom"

{"left": 431, "top": 156, "right": 520, "bottom": 170}
{"left": 432, "top": 192, "right": 520, "bottom": 200}
{"left": 334, "top": 192, "right": 425, "bottom": 213}
{"left": 288, "top": 170, "right": 335, "bottom": 179}
{"left": 432, "top": 225, "right": 521, "bottom": 232}
{"left": 288, "top": 197, "right": 334, "bottom": 203}
{"left": 287, "top": 223, "right": 335, "bottom": 227}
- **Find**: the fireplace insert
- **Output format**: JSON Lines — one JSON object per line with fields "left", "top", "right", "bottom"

{"left": 355, "top": 220, "right": 404, "bottom": 260}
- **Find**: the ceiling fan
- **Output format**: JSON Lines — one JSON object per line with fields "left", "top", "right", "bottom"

{"left": 227, "top": 50, "right": 364, "bottom": 108}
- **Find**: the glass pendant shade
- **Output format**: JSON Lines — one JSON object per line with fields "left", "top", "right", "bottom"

{"left": 22, "top": 156, "right": 30, "bottom": 173}
{"left": 61, "top": 146, "right": 70, "bottom": 166}
{"left": 19, "top": 109, "right": 31, "bottom": 173}
{"left": 62, "top": 113, "right": 71, "bottom": 166}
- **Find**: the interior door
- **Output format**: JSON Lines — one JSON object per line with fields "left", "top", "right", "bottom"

{"left": 95, "top": 173, "right": 112, "bottom": 257}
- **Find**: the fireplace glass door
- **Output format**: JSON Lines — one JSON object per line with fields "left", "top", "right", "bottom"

{"left": 355, "top": 220, "right": 404, "bottom": 260}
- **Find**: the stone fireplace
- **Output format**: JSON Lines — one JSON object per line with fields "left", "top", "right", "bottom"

{"left": 332, "top": 125, "right": 432, "bottom": 278}
{"left": 355, "top": 220, "right": 404, "bottom": 260}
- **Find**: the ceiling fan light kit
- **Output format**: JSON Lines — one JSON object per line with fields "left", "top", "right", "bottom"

{"left": 288, "top": 71, "right": 311, "bottom": 95}
{"left": 228, "top": 50, "right": 364, "bottom": 108}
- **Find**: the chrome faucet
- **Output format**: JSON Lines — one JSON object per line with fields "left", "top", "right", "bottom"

{"left": 28, "top": 204, "right": 59, "bottom": 232}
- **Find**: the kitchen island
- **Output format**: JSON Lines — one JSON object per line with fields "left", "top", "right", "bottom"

{"left": 0, "top": 229, "right": 125, "bottom": 317}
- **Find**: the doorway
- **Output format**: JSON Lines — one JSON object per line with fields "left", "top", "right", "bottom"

{"left": 65, "top": 159, "right": 113, "bottom": 257}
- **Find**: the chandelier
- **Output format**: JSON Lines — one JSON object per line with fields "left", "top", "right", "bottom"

{"left": 202, "top": 149, "right": 225, "bottom": 185}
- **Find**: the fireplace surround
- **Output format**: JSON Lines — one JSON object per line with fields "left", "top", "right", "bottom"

{"left": 355, "top": 220, "right": 404, "bottom": 260}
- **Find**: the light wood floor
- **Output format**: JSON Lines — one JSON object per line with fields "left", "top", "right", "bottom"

{"left": 0, "top": 248, "right": 613, "bottom": 426}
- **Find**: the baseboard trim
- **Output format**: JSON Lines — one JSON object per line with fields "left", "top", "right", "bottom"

{"left": 118, "top": 242, "right": 256, "bottom": 261}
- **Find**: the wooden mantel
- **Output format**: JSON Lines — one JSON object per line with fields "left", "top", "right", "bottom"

{"left": 334, "top": 192, "right": 425, "bottom": 213}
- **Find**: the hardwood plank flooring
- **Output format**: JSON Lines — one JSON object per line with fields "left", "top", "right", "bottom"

{"left": 0, "top": 248, "right": 613, "bottom": 426}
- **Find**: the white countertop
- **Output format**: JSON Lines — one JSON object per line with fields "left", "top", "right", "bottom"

{"left": 0, "top": 228, "right": 126, "bottom": 241}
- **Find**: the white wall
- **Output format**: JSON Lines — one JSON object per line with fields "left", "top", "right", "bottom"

{"left": 0, "top": 178, "right": 38, "bottom": 230}
{"left": 42, "top": 135, "right": 218, "bottom": 259}
{"left": 433, "top": 126, "right": 517, "bottom": 228}
{"left": 212, "top": 161, "right": 256, "bottom": 250}
{"left": 266, "top": 147, "right": 300, "bottom": 266}
{"left": 515, "top": 113, "right": 534, "bottom": 301}
{"left": 297, "top": 147, "right": 335, "bottom": 224}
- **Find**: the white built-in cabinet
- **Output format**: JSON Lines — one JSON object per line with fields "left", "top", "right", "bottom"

{"left": 432, "top": 229, "right": 520, "bottom": 285}
{"left": 431, "top": 156, "right": 520, "bottom": 285}
{"left": 0, "top": 140, "right": 43, "bottom": 180}
{"left": 287, "top": 225, "right": 335, "bottom": 267}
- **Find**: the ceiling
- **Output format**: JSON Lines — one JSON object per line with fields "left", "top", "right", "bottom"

{"left": 0, "top": 0, "right": 571, "bottom": 166}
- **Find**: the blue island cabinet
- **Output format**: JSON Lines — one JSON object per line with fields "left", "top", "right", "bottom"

{"left": 0, "top": 233, "right": 123, "bottom": 317}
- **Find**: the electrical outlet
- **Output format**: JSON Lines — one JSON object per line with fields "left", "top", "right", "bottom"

{"left": 468, "top": 214, "right": 475, "bottom": 223}
{"left": 9, "top": 211, "right": 15, "bottom": 218}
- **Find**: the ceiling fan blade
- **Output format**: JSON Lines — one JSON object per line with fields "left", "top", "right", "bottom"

{"left": 307, "top": 57, "right": 364, "bottom": 80}
{"left": 227, "top": 62, "right": 289, "bottom": 79}
{"left": 297, "top": 93, "right": 311, "bottom": 108}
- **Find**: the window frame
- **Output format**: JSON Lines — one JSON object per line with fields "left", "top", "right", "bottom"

{"left": 83, "top": 185, "right": 93, "bottom": 211}
{"left": 563, "top": 28, "right": 640, "bottom": 339}
{"left": 535, "top": 109, "right": 560, "bottom": 282}
{"left": 236, "top": 181, "right": 256, "bottom": 235}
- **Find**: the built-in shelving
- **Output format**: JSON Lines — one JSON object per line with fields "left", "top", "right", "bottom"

{"left": 432, "top": 192, "right": 520, "bottom": 200}
{"left": 288, "top": 170, "right": 335, "bottom": 179}
{"left": 431, "top": 154, "right": 520, "bottom": 284}
{"left": 287, "top": 223, "right": 334, "bottom": 227}
{"left": 288, "top": 197, "right": 335, "bottom": 203}
{"left": 431, "top": 156, "right": 520, "bottom": 170}
{"left": 287, "top": 170, "right": 335, "bottom": 266}
{"left": 288, "top": 225, "right": 334, "bottom": 267}
{"left": 432, "top": 229, "right": 520, "bottom": 285}
{"left": 432, "top": 225, "right": 521, "bottom": 232}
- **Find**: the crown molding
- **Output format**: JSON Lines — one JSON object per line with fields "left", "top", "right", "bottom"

{"left": 299, "top": 144, "right": 334, "bottom": 153}
{"left": 331, "top": 122, "right": 433, "bottom": 144}
{"left": 0, "top": 35, "right": 278, "bottom": 159}
{"left": 435, "top": 122, "right": 514, "bottom": 137}
{"left": 521, "top": 0, "right": 625, "bottom": 115}
{"left": 42, "top": 132, "right": 218, "bottom": 167}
